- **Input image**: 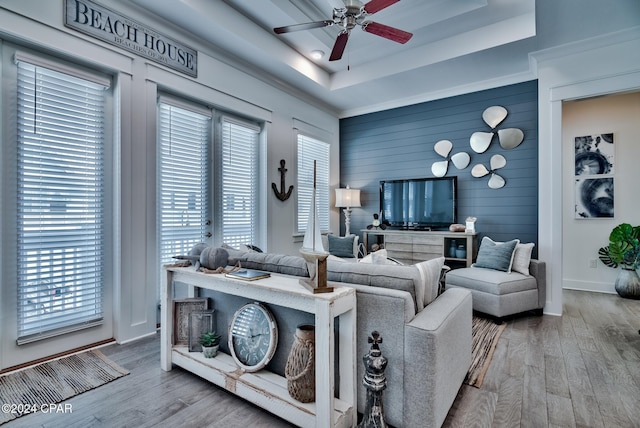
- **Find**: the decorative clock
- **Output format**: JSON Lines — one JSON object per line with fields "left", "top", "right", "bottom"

{"left": 228, "top": 302, "right": 278, "bottom": 372}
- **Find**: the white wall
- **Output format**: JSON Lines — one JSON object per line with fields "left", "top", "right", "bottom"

{"left": 532, "top": 27, "right": 640, "bottom": 315}
{"left": 0, "top": 0, "right": 340, "bottom": 368}
{"left": 562, "top": 92, "right": 640, "bottom": 294}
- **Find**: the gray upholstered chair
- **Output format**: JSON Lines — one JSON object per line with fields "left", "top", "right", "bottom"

{"left": 445, "top": 259, "right": 546, "bottom": 318}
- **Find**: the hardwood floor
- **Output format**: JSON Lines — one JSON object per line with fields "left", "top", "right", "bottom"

{"left": 444, "top": 289, "right": 640, "bottom": 428}
{"left": 9, "top": 290, "right": 640, "bottom": 427}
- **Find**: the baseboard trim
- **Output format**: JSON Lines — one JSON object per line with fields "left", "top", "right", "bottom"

{"left": 0, "top": 338, "right": 115, "bottom": 375}
{"left": 563, "top": 279, "right": 617, "bottom": 295}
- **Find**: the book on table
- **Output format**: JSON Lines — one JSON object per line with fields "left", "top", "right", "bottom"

{"left": 225, "top": 269, "right": 271, "bottom": 281}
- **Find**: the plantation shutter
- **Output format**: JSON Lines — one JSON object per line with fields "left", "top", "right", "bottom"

{"left": 157, "top": 100, "right": 211, "bottom": 266}
{"left": 220, "top": 116, "right": 260, "bottom": 248}
{"left": 16, "top": 58, "right": 109, "bottom": 343}
{"left": 297, "top": 134, "right": 330, "bottom": 234}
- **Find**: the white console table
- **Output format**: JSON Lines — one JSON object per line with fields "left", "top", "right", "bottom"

{"left": 161, "top": 266, "right": 357, "bottom": 428}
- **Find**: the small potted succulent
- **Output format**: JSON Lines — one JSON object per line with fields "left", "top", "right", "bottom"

{"left": 199, "top": 331, "right": 221, "bottom": 358}
{"left": 598, "top": 223, "right": 640, "bottom": 299}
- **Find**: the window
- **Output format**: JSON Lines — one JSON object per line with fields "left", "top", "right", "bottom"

{"left": 219, "top": 116, "right": 261, "bottom": 248}
{"left": 16, "top": 57, "right": 110, "bottom": 343}
{"left": 297, "top": 133, "right": 330, "bottom": 234}
{"left": 157, "top": 99, "right": 211, "bottom": 267}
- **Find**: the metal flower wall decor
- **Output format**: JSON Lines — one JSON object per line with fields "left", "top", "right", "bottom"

{"left": 429, "top": 105, "right": 525, "bottom": 189}
{"left": 431, "top": 139, "right": 470, "bottom": 177}
{"left": 470, "top": 106, "right": 524, "bottom": 153}
{"left": 471, "top": 154, "right": 507, "bottom": 189}
{"left": 469, "top": 106, "right": 525, "bottom": 189}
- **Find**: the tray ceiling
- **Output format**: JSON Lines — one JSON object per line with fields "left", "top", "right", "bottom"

{"left": 131, "top": 0, "right": 536, "bottom": 116}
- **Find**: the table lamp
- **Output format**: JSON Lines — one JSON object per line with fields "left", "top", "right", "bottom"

{"left": 335, "top": 186, "right": 361, "bottom": 236}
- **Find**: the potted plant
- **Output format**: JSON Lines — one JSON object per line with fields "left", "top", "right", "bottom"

{"left": 199, "top": 331, "right": 221, "bottom": 358}
{"left": 598, "top": 223, "right": 640, "bottom": 299}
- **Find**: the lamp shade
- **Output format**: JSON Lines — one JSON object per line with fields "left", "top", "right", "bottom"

{"left": 335, "top": 187, "right": 361, "bottom": 208}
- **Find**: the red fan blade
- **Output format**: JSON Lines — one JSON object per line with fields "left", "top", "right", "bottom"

{"left": 329, "top": 31, "right": 349, "bottom": 61}
{"left": 363, "top": 0, "right": 400, "bottom": 15}
{"left": 274, "top": 20, "right": 334, "bottom": 34}
{"left": 362, "top": 21, "right": 412, "bottom": 44}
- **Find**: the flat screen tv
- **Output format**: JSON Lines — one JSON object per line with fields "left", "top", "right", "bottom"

{"left": 380, "top": 176, "right": 457, "bottom": 230}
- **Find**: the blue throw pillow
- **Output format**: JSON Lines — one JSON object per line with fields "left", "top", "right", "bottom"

{"left": 327, "top": 234, "right": 355, "bottom": 258}
{"left": 474, "top": 237, "right": 519, "bottom": 272}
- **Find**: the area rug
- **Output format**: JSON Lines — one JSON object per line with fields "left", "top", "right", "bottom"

{"left": 0, "top": 350, "right": 129, "bottom": 425}
{"left": 464, "top": 316, "right": 507, "bottom": 388}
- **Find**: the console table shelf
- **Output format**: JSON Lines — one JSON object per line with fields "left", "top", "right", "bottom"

{"left": 161, "top": 267, "right": 357, "bottom": 428}
{"left": 170, "top": 347, "right": 353, "bottom": 426}
{"left": 361, "top": 229, "right": 478, "bottom": 267}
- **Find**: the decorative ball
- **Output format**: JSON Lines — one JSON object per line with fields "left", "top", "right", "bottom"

{"left": 189, "top": 242, "right": 209, "bottom": 257}
{"left": 199, "top": 247, "right": 229, "bottom": 270}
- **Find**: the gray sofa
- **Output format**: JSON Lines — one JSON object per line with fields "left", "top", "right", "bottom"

{"left": 445, "top": 259, "right": 546, "bottom": 318}
{"left": 217, "top": 248, "right": 473, "bottom": 428}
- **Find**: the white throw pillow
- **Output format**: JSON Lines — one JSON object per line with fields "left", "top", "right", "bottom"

{"left": 359, "top": 249, "right": 389, "bottom": 264}
{"left": 414, "top": 256, "right": 445, "bottom": 306}
{"left": 512, "top": 242, "right": 535, "bottom": 275}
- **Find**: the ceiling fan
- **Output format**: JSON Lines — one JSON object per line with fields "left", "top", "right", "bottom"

{"left": 273, "top": 0, "right": 413, "bottom": 61}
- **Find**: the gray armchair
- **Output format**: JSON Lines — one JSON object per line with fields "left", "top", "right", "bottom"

{"left": 444, "top": 259, "right": 546, "bottom": 318}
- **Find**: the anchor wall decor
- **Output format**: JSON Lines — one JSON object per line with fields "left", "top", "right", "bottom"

{"left": 272, "top": 159, "right": 294, "bottom": 201}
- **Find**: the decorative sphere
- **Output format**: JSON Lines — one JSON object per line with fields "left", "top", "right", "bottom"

{"left": 199, "top": 247, "right": 229, "bottom": 269}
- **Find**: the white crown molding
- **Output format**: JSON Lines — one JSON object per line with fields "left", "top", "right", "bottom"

{"left": 338, "top": 69, "right": 536, "bottom": 119}
{"left": 529, "top": 26, "right": 640, "bottom": 70}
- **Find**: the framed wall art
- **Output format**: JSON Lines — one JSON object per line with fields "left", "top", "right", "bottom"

{"left": 575, "top": 177, "right": 614, "bottom": 219}
{"left": 172, "top": 298, "right": 209, "bottom": 346}
{"left": 574, "top": 133, "right": 614, "bottom": 219}
{"left": 574, "top": 133, "right": 614, "bottom": 175}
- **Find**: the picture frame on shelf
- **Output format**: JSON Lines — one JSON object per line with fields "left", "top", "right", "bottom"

{"left": 188, "top": 310, "right": 215, "bottom": 352}
{"left": 172, "top": 298, "right": 209, "bottom": 346}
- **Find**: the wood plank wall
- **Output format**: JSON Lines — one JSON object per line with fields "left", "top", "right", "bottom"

{"left": 339, "top": 80, "right": 539, "bottom": 256}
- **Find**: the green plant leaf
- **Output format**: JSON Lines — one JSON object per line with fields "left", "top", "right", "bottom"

{"left": 199, "top": 331, "right": 221, "bottom": 346}
{"left": 598, "top": 246, "right": 618, "bottom": 268}
{"left": 603, "top": 223, "right": 640, "bottom": 269}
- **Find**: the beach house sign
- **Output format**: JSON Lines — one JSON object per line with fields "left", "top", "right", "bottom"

{"left": 65, "top": 0, "right": 198, "bottom": 77}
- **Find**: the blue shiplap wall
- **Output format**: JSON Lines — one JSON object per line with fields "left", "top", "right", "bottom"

{"left": 339, "top": 80, "right": 539, "bottom": 255}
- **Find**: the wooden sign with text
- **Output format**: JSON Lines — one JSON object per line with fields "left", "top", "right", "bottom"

{"left": 64, "top": 0, "right": 198, "bottom": 77}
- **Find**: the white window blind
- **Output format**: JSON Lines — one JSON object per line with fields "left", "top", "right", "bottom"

{"left": 297, "top": 134, "right": 330, "bottom": 234}
{"left": 16, "top": 60, "right": 109, "bottom": 343}
{"left": 220, "top": 117, "right": 260, "bottom": 248}
{"left": 158, "top": 101, "right": 211, "bottom": 266}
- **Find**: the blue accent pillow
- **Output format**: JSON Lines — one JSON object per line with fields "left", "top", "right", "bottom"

{"left": 474, "top": 237, "right": 519, "bottom": 272}
{"left": 327, "top": 234, "right": 355, "bottom": 258}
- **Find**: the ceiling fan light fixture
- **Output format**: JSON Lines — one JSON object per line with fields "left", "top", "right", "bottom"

{"left": 274, "top": 0, "right": 411, "bottom": 61}
{"left": 310, "top": 50, "right": 325, "bottom": 60}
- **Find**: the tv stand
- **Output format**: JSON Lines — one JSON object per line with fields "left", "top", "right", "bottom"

{"left": 361, "top": 229, "right": 477, "bottom": 267}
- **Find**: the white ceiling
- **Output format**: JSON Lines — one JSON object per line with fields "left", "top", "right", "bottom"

{"left": 131, "top": 0, "right": 537, "bottom": 117}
